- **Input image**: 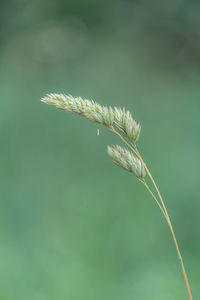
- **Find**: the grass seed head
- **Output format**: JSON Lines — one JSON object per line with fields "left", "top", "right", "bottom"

{"left": 107, "top": 145, "right": 146, "bottom": 178}
{"left": 41, "top": 94, "right": 141, "bottom": 145}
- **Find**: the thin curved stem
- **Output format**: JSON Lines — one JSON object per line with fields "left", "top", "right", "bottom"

{"left": 135, "top": 147, "right": 193, "bottom": 300}
{"left": 110, "top": 129, "right": 193, "bottom": 300}
{"left": 134, "top": 146, "right": 170, "bottom": 218}
{"left": 136, "top": 177, "right": 167, "bottom": 221}
{"left": 111, "top": 128, "right": 138, "bottom": 156}
{"left": 141, "top": 180, "right": 167, "bottom": 220}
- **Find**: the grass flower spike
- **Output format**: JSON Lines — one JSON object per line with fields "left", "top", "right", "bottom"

{"left": 41, "top": 94, "right": 141, "bottom": 145}
{"left": 41, "top": 93, "right": 193, "bottom": 300}
{"left": 107, "top": 145, "right": 146, "bottom": 178}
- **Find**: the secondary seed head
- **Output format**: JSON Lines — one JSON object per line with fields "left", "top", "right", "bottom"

{"left": 107, "top": 145, "right": 146, "bottom": 178}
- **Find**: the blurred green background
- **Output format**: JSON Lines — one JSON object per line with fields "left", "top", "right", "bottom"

{"left": 1, "top": 0, "right": 200, "bottom": 299}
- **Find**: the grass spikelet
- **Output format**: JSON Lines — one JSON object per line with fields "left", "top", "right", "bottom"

{"left": 107, "top": 145, "right": 146, "bottom": 178}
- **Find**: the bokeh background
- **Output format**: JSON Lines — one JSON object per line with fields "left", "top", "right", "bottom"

{"left": 1, "top": 0, "right": 200, "bottom": 299}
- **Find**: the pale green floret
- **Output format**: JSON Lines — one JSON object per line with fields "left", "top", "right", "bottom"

{"left": 107, "top": 145, "right": 146, "bottom": 179}
{"left": 86, "top": 111, "right": 104, "bottom": 124}
{"left": 112, "top": 107, "right": 141, "bottom": 144}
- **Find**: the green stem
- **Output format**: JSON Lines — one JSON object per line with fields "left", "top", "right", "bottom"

{"left": 135, "top": 147, "right": 193, "bottom": 300}
{"left": 111, "top": 129, "right": 193, "bottom": 299}
{"left": 141, "top": 180, "right": 167, "bottom": 220}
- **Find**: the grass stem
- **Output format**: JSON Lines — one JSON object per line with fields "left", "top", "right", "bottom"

{"left": 135, "top": 146, "right": 193, "bottom": 300}
{"left": 112, "top": 129, "right": 193, "bottom": 300}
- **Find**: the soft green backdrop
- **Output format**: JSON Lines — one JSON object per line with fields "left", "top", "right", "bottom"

{"left": 1, "top": 1, "right": 200, "bottom": 299}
